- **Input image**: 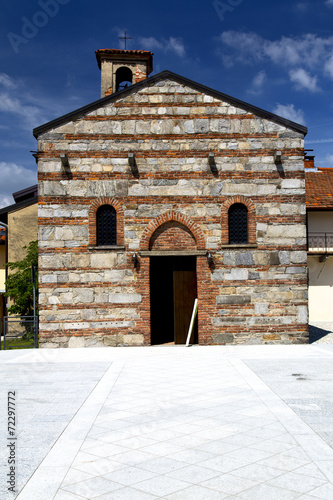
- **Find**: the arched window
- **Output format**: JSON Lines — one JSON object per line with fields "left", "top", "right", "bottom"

{"left": 116, "top": 67, "right": 133, "bottom": 91}
{"left": 228, "top": 203, "right": 248, "bottom": 244}
{"left": 96, "top": 205, "right": 117, "bottom": 246}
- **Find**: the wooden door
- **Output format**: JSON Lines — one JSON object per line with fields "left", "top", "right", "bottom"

{"left": 173, "top": 270, "right": 197, "bottom": 344}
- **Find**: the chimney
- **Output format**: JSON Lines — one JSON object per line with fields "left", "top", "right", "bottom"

{"left": 304, "top": 155, "right": 316, "bottom": 171}
{"left": 95, "top": 49, "right": 153, "bottom": 98}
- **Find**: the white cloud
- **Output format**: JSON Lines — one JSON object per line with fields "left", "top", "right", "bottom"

{"left": 325, "top": 0, "right": 333, "bottom": 6}
{"left": 0, "top": 162, "right": 37, "bottom": 208}
{"left": 248, "top": 70, "right": 267, "bottom": 94}
{"left": 220, "top": 31, "right": 333, "bottom": 68}
{"left": 324, "top": 54, "right": 333, "bottom": 78}
{"left": 325, "top": 154, "right": 333, "bottom": 166}
{"left": 0, "top": 195, "right": 14, "bottom": 209}
{"left": 273, "top": 104, "right": 306, "bottom": 125}
{"left": 289, "top": 68, "right": 320, "bottom": 92}
{"left": 308, "top": 138, "right": 333, "bottom": 144}
{"left": 0, "top": 92, "right": 45, "bottom": 129}
{"left": 166, "top": 37, "right": 186, "bottom": 57}
{"left": 0, "top": 73, "right": 18, "bottom": 89}
{"left": 138, "top": 36, "right": 185, "bottom": 57}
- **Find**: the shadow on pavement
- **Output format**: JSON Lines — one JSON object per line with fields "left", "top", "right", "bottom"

{"left": 309, "top": 324, "right": 331, "bottom": 343}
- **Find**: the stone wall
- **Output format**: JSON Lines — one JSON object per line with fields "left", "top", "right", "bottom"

{"left": 37, "top": 78, "right": 308, "bottom": 347}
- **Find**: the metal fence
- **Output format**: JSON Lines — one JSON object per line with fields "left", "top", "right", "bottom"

{"left": 0, "top": 316, "right": 38, "bottom": 350}
{"left": 308, "top": 232, "right": 333, "bottom": 253}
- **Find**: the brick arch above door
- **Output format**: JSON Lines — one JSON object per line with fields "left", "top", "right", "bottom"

{"left": 139, "top": 211, "right": 206, "bottom": 251}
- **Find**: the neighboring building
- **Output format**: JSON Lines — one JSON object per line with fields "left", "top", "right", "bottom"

{"left": 34, "top": 49, "right": 308, "bottom": 348}
{"left": 0, "top": 185, "right": 38, "bottom": 322}
{"left": 306, "top": 166, "right": 333, "bottom": 325}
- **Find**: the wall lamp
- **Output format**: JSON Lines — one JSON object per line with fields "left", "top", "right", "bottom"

{"left": 208, "top": 152, "right": 215, "bottom": 166}
{"left": 128, "top": 153, "right": 139, "bottom": 175}
{"left": 274, "top": 151, "right": 282, "bottom": 163}
{"left": 132, "top": 252, "right": 138, "bottom": 268}
{"left": 60, "top": 153, "right": 70, "bottom": 169}
{"left": 206, "top": 251, "right": 214, "bottom": 268}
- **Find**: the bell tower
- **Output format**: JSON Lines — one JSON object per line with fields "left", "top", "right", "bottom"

{"left": 95, "top": 48, "right": 153, "bottom": 98}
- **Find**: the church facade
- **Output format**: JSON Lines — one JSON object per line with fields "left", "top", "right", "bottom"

{"left": 34, "top": 49, "right": 308, "bottom": 347}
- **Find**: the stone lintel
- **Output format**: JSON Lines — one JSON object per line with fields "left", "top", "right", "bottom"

{"left": 139, "top": 250, "right": 207, "bottom": 257}
{"left": 88, "top": 246, "right": 126, "bottom": 251}
{"left": 220, "top": 244, "right": 258, "bottom": 249}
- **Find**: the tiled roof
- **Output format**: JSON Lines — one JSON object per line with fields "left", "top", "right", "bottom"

{"left": 95, "top": 49, "right": 153, "bottom": 69}
{"left": 306, "top": 168, "right": 333, "bottom": 208}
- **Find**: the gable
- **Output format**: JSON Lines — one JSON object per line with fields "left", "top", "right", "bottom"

{"left": 33, "top": 71, "right": 307, "bottom": 138}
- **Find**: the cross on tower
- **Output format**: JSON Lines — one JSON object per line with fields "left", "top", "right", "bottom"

{"left": 119, "top": 31, "right": 132, "bottom": 50}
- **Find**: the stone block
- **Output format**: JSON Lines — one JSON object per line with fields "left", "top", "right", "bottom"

{"left": 269, "top": 251, "right": 280, "bottom": 265}
{"left": 108, "top": 293, "right": 142, "bottom": 303}
{"left": 105, "top": 270, "right": 126, "bottom": 282}
{"left": 212, "top": 333, "right": 234, "bottom": 344}
{"left": 290, "top": 251, "right": 307, "bottom": 264}
{"left": 86, "top": 181, "right": 116, "bottom": 197}
{"left": 254, "top": 303, "right": 269, "bottom": 315}
{"left": 41, "top": 227, "right": 55, "bottom": 241}
{"left": 297, "top": 306, "right": 308, "bottom": 323}
{"left": 195, "top": 119, "right": 209, "bottom": 133}
{"left": 67, "top": 181, "right": 87, "bottom": 197}
{"left": 249, "top": 272, "right": 260, "bottom": 280}
{"left": 55, "top": 227, "right": 74, "bottom": 241}
{"left": 279, "top": 251, "right": 290, "bottom": 265}
{"left": 225, "top": 269, "right": 249, "bottom": 281}
{"left": 212, "top": 270, "right": 225, "bottom": 281}
{"left": 281, "top": 179, "right": 302, "bottom": 189}
{"left": 41, "top": 274, "right": 57, "bottom": 283}
{"left": 286, "top": 266, "right": 307, "bottom": 274}
{"left": 68, "top": 337, "right": 86, "bottom": 348}
{"left": 266, "top": 225, "right": 306, "bottom": 238}
{"left": 104, "top": 334, "right": 123, "bottom": 346}
{"left": 216, "top": 295, "right": 251, "bottom": 305}
{"left": 124, "top": 334, "right": 144, "bottom": 345}
{"left": 236, "top": 252, "right": 254, "bottom": 266}
{"left": 223, "top": 252, "right": 236, "bottom": 266}
{"left": 90, "top": 253, "right": 117, "bottom": 268}
{"left": 74, "top": 289, "right": 94, "bottom": 303}
{"left": 85, "top": 338, "right": 105, "bottom": 347}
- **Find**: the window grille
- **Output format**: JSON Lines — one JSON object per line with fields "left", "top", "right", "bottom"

{"left": 97, "top": 205, "right": 117, "bottom": 246}
{"left": 228, "top": 203, "right": 248, "bottom": 244}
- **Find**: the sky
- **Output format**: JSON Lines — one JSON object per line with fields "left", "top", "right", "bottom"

{"left": 1, "top": 0, "right": 333, "bottom": 207}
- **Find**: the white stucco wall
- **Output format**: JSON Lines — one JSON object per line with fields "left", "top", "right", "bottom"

{"left": 308, "top": 255, "right": 333, "bottom": 321}
{"left": 308, "top": 211, "right": 333, "bottom": 322}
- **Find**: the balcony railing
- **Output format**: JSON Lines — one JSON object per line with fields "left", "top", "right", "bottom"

{"left": 308, "top": 232, "right": 333, "bottom": 253}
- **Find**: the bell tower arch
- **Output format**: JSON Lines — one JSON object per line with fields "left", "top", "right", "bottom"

{"left": 95, "top": 48, "right": 153, "bottom": 97}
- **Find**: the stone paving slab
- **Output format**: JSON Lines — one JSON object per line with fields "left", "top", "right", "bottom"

{"left": 1, "top": 345, "right": 333, "bottom": 499}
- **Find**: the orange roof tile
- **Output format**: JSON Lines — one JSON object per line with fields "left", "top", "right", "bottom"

{"left": 306, "top": 168, "right": 333, "bottom": 208}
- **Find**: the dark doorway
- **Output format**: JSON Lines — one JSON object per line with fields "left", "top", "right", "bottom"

{"left": 150, "top": 256, "right": 198, "bottom": 345}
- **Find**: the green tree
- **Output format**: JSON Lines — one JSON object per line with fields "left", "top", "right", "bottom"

{"left": 5, "top": 240, "right": 38, "bottom": 316}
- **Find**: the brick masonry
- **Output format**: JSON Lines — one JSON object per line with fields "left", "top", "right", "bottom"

{"left": 36, "top": 77, "right": 308, "bottom": 347}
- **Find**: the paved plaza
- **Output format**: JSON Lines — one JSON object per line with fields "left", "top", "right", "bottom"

{"left": 1, "top": 344, "right": 333, "bottom": 499}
